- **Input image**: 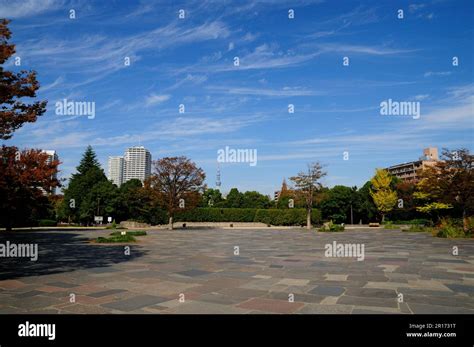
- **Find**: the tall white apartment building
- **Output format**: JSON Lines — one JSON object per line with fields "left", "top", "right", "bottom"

{"left": 41, "top": 150, "right": 59, "bottom": 194}
{"left": 108, "top": 156, "right": 124, "bottom": 186}
{"left": 123, "top": 146, "right": 152, "bottom": 184}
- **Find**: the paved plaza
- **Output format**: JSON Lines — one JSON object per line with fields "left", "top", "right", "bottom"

{"left": 0, "top": 228, "right": 473, "bottom": 314}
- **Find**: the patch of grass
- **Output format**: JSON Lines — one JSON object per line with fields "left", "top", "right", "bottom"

{"left": 319, "top": 221, "right": 345, "bottom": 232}
{"left": 96, "top": 234, "right": 136, "bottom": 243}
{"left": 404, "top": 224, "right": 431, "bottom": 232}
{"left": 383, "top": 224, "right": 399, "bottom": 229}
{"left": 110, "top": 230, "right": 147, "bottom": 236}
{"left": 382, "top": 221, "right": 399, "bottom": 230}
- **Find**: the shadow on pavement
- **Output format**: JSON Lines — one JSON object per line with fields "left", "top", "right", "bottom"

{"left": 0, "top": 231, "right": 147, "bottom": 280}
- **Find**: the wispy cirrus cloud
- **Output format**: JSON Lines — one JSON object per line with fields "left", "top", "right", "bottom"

{"left": 316, "top": 43, "right": 417, "bottom": 56}
{"left": 13, "top": 20, "right": 230, "bottom": 86}
{"left": 207, "top": 85, "right": 324, "bottom": 97}
{"left": 145, "top": 94, "right": 171, "bottom": 107}
{"left": 0, "top": 0, "right": 63, "bottom": 18}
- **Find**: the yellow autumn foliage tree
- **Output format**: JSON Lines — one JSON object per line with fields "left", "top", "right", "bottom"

{"left": 370, "top": 169, "right": 397, "bottom": 223}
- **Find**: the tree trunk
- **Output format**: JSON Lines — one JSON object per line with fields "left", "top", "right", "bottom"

{"left": 306, "top": 208, "right": 312, "bottom": 230}
{"left": 168, "top": 216, "right": 173, "bottom": 230}
{"left": 381, "top": 214, "right": 385, "bottom": 223}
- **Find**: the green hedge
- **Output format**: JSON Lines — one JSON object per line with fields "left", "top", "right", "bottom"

{"left": 38, "top": 219, "right": 57, "bottom": 227}
{"left": 254, "top": 209, "right": 321, "bottom": 226}
{"left": 175, "top": 208, "right": 256, "bottom": 222}
{"left": 174, "top": 208, "right": 321, "bottom": 226}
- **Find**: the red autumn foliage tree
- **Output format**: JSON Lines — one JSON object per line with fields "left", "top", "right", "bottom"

{"left": 0, "top": 19, "right": 57, "bottom": 230}
{"left": 1, "top": 19, "right": 47, "bottom": 139}
{"left": 144, "top": 157, "right": 205, "bottom": 229}
{"left": 0, "top": 147, "right": 60, "bottom": 230}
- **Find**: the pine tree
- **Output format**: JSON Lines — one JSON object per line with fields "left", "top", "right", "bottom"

{"left": 60, "top": 146, "right": 108, "bottom": 224}
{"left": 77, "top": 145, "right": 101, "bottom": 174}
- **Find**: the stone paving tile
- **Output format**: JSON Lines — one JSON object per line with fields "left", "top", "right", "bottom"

{"left": 88, "top": 289, "right": 128, "bottom": 298}
{"left": 198, "top": 292, "right": 247, "bottom": 305}
{"left": 167, "top": 301, "right": 251, "bottom": 314}
{"left": 46, "top": 281, "right": 80, "bottom": 288}
{"left": 175, "top": 269, "right": 213, "bottom": 277}
{"left": 344, "top": 288, "right": 397, "bottom": 299}
{"left": 101, "top": 295, "right": 168, "bottom": 312}
{"left": 407, "top": 303, "right": 474, "bottom": 314}
{"left": 337, "top": 296, "right": 398, "bottom": 308}
{"left": 276, "top": 278, "right": 310, "bottom": 286}
{"left": 237, "top": 298, "right": 304, "bottom": 314}
{"left": 14, "top": 290, "right": 45, "bottom": 298}
{"left": 297, "top": 304, "right": 353, "bottom": 314}
{"left": 309, "top": 285, "right": 345, "bottom": 296}
{"left": 1, "top": 227, "right": 473, "bottom": 314}
{"left": 445, "top": 283, "right": 474, "bottom": 294}
{"left": 265, "top": 291, "right": 325, "bottom": 304}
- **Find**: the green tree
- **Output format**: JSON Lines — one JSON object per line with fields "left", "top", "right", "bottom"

{"left": 116, "top": 179, "right": 148, "bottom": 221}
{"left": 225, "top": 188, "right": 243, "bottom": 208}
{"left": 79, "top": 180, "right": 118, "bottom": 222}
{"left": 370, "top": 169, "right": 398, "bottom": 223}
{"left": 201, "top": 188, "right": 223, "bottom": 207}
{"left": 320, "top": 185, "right": 359, "bottom": 224}
{"left": 242, "top": 191, "right": 271, "bottom": 209}
{"left": 416, "top": 148, "right": 473, "bottom": 231}
{"left": 357, "top": 181, "right": 378, "bottom": 223}
{"left": 60, "top": 146, "right": 109, "bottom": 224}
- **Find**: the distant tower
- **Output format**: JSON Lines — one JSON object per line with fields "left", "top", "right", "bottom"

{"left": 216, "top": 164, "right": 221, "bottom": 189}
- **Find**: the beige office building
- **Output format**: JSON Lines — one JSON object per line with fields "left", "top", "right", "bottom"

{"left": 386, "top": 147, "right": 439, "bottom": 182}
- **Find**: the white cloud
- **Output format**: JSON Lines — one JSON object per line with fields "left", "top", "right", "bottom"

{"left": 424, "top": 71, "right": 452, "bottom": 77}
{"left": 207, "top": 85, "right": 324, "bottom": 97}
{"left": 317, "top": 43, "right": 416, "bottom": 56}
{"left": 145, "top": 94, "right": 171, "bottom": 106}
{"left": 0, "top": 0, "right": 61, "bottom": 18}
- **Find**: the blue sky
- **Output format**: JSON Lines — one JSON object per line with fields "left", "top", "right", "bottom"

{"left": 2, "top": 0, "right": 473, "bottom": 195}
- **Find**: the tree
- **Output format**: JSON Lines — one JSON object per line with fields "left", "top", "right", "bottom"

{"left": 0, "top": 20, "right": 56, "bottom": 230}
{"left": 225, "top": 188, "right": 243, "bottom": 208}
{"left": 242, "top": 191, "right": 271, "bottom": 209}
{"left": 60, "top": 146, "right": 109, "bottom": 224}
{"left": 290, "top": 162, "right": 326, "bottom": 229}
{"left": 116, "top": 179, "right": 146, "bottom": 221}
{"left": 145, "top": 156, "right": 205, "bottom": 229}
{"left": 200, "top": 188, "right": 223, "bottom": 207}
{"left": 357, "top": 181, "right": 378, "bottom": 223}
{"left": 370, "top": 169, "right": 397, "bottom": 223}
{"left": 416, "top": 148, "right": 473, "bottom": 230}
{"left": 320, "top": 185, "right": 359, "bottom": 224}
{"left": 0, "top": 146, "right": 60, "bottom": 230}
{"left": 1, "top": 19, "right": 47, "bottom": 140}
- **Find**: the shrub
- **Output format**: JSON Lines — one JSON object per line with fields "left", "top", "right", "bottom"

{"left": 38, "top": 219, "right": 57, "bottom": 227}
{"left": 465, "top": 216, "right": 474, "bottom": 235}
{"left": 435, "top": 218, "right": 468, "bottom": 238}
{"left": 319, "top": 220, "right": 345, "bottom": 232}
